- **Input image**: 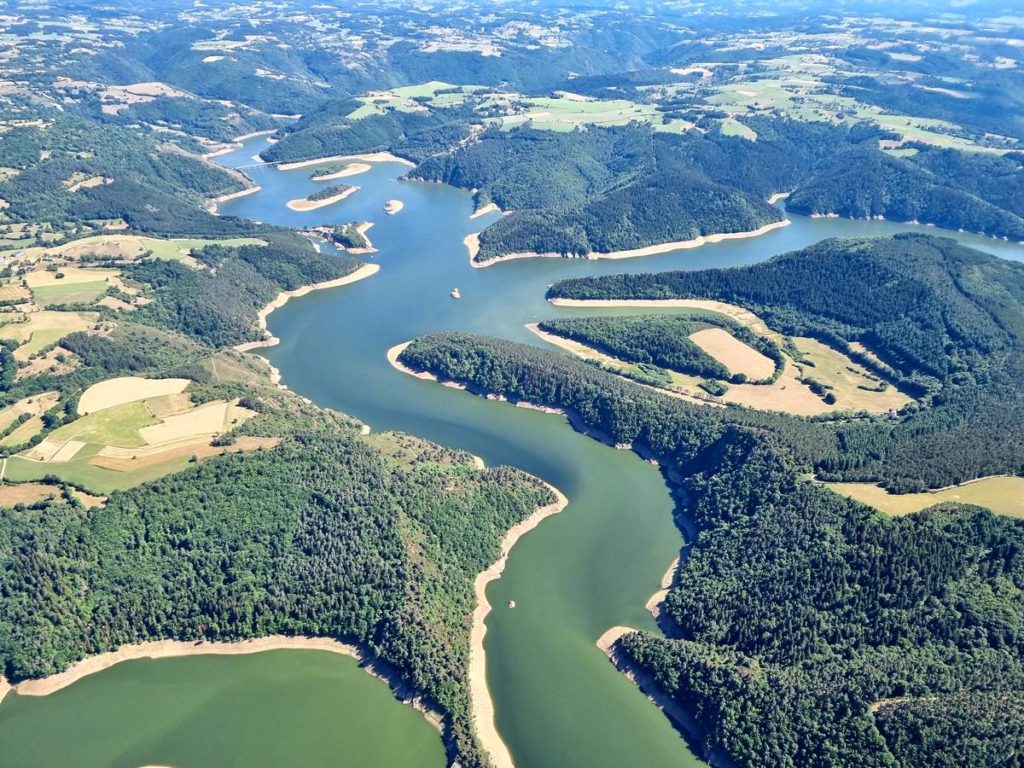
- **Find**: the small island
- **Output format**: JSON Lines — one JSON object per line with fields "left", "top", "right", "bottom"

{"left": 287, "top": 184, "right": 358, "bottom": 211}
{"left": 384, "top": 199, "right": 404, "bottom": 215}
{"left": 311, "top": 162, "right": 372, "bottom": 181}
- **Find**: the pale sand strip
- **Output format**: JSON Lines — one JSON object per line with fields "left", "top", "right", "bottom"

{"left": 470, "top": 484, "right": 568, "bottom": 768}
{"left": 384, "top": 199, "right": 404, "bottom": 215}
{"left": 387, "top": 342, "right": 571, "bottom": 768}
{"left": 767, "top": 191, "right": 791, "bottom": 204}
{"left": 312, "top": 162, "right": 372, "bottom": 181}
{"left": 470, "top": 202, "right": 501, "bottom": 219}
{"left": 234, "top": 263, "right": 380, "bottom": 353}
{"left": 276, "top": 152, "right": 415, "bottom": 171}
{"left": 286, "top": 185, "right": 359, "bottom": 211}
{"left": 0, "top": 636, "right": 444, "bottom": 734}
{"left": 645, "top": 556, "right": 681, "bottom": 618}
{"left": 345, "top": 222, "right": 377, "bottom": 255}
{"left": 207, "top": 185, "right": 262, "bottom": 213}
{"left": 469, "top": 220, "right": 790, "bottom": 268}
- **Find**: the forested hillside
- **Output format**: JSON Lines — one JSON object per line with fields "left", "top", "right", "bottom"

{"left": 0, "top": 399, "right": 551, "bottom": 767}
{"left": 397, "top": 318, "right": 1024, "bottom": 767}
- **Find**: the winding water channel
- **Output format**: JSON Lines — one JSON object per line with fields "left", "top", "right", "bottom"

{"left": 2, "top": 136, "right": 1020, "bottom": 768}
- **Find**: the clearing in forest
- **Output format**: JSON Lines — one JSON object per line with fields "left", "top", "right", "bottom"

{"left": 689, "top": 327, "right": 775, "bottom": 380}
{"left": 0, "top": 310, "right": 99, "bottom": 359}
{"left": 823, "top": 476, "right": 1024, "bottom": 519}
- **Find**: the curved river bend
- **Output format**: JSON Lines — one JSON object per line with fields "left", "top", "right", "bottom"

{"left": 1, "top": 137, "right": 1019, "bottom": 768}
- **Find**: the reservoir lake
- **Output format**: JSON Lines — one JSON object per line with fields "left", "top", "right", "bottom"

{"left": 2, "top": 137, "right": 1019, "bottom": 768}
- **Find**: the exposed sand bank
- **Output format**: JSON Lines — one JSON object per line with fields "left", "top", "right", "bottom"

{"left": 234, "top": 263, "right": 380, "bottom": 353}
{"left": 0, "top": 636, "right": 444, "bottom": 734}
{"left": 207, "top": 184, "right": 262, "bottom": 213}
{"left": 384, "top": 199, "right": 404, "bottom": 215}
{"left": 312, "top": 162, "right": 372, "bottom": 181}
{"left": 645, "top": 556, "right": 681, "bottom": 618}
{"left": 470, "top": 202, "right": 501, "bottom": 219}
{"left": 286, "top": 185, "right": 358, "bottom": 211}
{"left": 387, "top": 341, "right": 579, "bottom": 768}
{"left": 767, "top": 191, "right": 791, "bottom": 204}
{"left": 346, "top": 222, "right": 377, "bottom": 255}
{"left": 470, "top": 483, "right": 569, "bottom": 768}
{"left": 276, "top": 152, "right": 415, "bottom": 171}
{"left": 470, "top": 220, "right": 790, "bottom": 268}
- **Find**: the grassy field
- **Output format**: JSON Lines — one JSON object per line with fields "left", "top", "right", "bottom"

{"left": 0, "top": 310, "right": 98, "bottom": 359}
{"left": 19, "top": 235, "right": 266, "bottom": 264}
{"left": 823, "top": 476, "right": 1024, "bottom": 518}
{"left": 47, "top": 400, "right": 157, "bottom": 448}
{"left": 77, "top": 376, "right": 190, "bottom": 415}
{"left": 493, "top": 93, "right": 689, "bottom": 134}
{"left": 30, "top": 280, "right": 110, "bottom": 306}
{"left": 348, "top": 81, "right": 484, "bottom": 119}
{"left": 792, "top": 337, "right": 911, "bottom": 412}
{"left": 0, "top": 481, "right": 61, "bottom": 506}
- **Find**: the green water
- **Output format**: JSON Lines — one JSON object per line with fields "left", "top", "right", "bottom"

{"left": 0, "top": 651, "right": 445, "bottom": 768}
{"left": 2, "top": 137, "right": 1019, "bottom": 768}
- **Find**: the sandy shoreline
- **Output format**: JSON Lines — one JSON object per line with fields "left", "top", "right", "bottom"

{"left": 312, "top": 162, "right": 372, "bottom": 181}
{"left": 470, "top": 202, "right": 501, "bottom": 219}
{"left": 287, "top": 185, "right": 359, "bottom": 211}
{"left": 234, "top": 263, "right": 380, "bottom": 353}
{"left": 470, "top": 483, "right": 569, "bottom": 768}
{"left": 387, "top": 341, "right": 572, "bottom": 768}
{"left": 767, "top": 191, "right": 791, "bottom": 204}
{"left": 470, "top": 220, "right": 790, "bottom": 268}
{"left": 207, "top": 184, "right": 262, "bottom": 213}
{"left": 276, "top": 152, "right": 415, "bottom": 171}
{"left": 0, "top": 636, "right": 445, "bottom": 734}
{"left": 346, "top": 221, "right": 377, "bottom": 255}
{"left": 645, "top": 556, "right": 681, "bottom": 618}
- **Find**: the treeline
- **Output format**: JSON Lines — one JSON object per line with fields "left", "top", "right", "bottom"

{"left": 549, "top": 234, "right": 1022, "bottom": 385}
{"left": 786, "top": 145, "right": 1024, "bottom": 240}
{"left": 130, "top": 233, "right": 360, "bottom": 348}
{"left": 411, "top": 117, "right": 1024, "bottom": 261}
{"left": 539, "top": 314, "right": 779, "bottom": 382}
{"left": 260, "top": 104, "right": 476, "bottom": 165}
{"left": 397, "top": 328, "right": 1024, "bottom": 768}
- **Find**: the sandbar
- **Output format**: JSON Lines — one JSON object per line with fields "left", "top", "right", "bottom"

{"left": 287, "top": 185, "right": 359, "bottom": 211}
{"left": 470, "top": 220, "right": 790, "bottom": 268}
{"left": 384, "top": 199, "right": 404, "bottom": 215}
{"left": 312, "top": 162, "right": 372, "bottom": 181}
{"left": 345, "top": 222, "right": 377, "bottom": 255}
{"left": 470, "top": 202, "right": 501, "bottom": 219}
{"left": 234, "top": 263, "right": 380, "bottom": 353}
{"left": 276, "top": 152, "right": 415, "bottom": 171}
{"left": 207, "top": 185, "right": 262, "bottom": 214}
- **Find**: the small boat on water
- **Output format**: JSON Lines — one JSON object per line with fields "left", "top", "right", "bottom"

{"left": 508, "top": 600, "right": 516, "bottom": 609}
{"left": 450, "top": 288, "right": 461, "bottom": 299}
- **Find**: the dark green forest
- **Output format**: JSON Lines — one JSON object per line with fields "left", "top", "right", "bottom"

{"left": 0, "top": 400, "right": 551, "bottom": 767}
